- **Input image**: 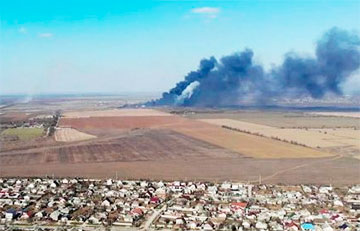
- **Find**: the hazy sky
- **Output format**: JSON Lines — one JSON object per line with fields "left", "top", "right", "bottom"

{"left": 1, "top": 0, "right": 359, "bottom": 95}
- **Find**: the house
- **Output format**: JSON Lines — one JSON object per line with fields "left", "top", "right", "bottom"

{"left": 230, "top": 202, "right": 248, "bottom": 211}
{"left": 255, "top": 221, "right": 268, "bottom": 229}
{"left": 150, "top": 196, "right": 160, "bottom": 204}
{"left": 203, "top": 222, "right": 214, "bottom": 230}
{"left": 5, "top": 212, "right": 13, "bottom": 222}
{"left": 101, "top": 199, "right": 111, "bottom": 207}
{"left": 130, "top": 208, "right": 144, "bottom": 217}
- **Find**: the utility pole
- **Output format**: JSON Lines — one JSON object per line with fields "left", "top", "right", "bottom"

{"left": 259, "top": 175, "right": 262, "bottom": 185}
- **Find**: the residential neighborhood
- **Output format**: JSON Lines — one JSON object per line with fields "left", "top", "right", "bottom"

{"left": 2, "top": 1, "right": 360, "bottom": 231}
{"left": 0, "top": 178, "right": 359, "bottom": 230}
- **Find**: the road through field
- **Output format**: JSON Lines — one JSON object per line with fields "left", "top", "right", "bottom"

{"left": 1, "top": 155, "right": 358, "bottom": 185}
{"left": 2, "top": 108, "right": 358, "bottom": 184}
{"left": 258, "top": 154, "right": 344, "bottom": 183}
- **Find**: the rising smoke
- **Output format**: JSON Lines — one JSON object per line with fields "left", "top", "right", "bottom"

{"left": 149, "top": 27, "right": 360, "bottom": 107}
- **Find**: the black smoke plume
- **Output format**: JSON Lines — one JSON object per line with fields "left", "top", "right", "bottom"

{"left": 149, "top": 28, "right": 360, "bottom": 107}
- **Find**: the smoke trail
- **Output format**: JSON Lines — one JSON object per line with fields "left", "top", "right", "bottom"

{"left": 149, "top": 27, "right": 360, "bottom": 107}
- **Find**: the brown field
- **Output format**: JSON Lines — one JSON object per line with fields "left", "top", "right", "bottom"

{"left": 1, "top": 107, "right": 359, "bottom": 185}
{"left": 0, "top": 128, "right": 359, "bottom": 185}
{"left": 0, "top": 151, "right": 359, "bottom": 185}
{"left": 63, "top": 108, "right": 171, "bottom": 118}
{"left": 59, "top": 116, "right": 177, "bottom": 133}
{"left": 59, "top": 114, "right": 331, "bottom": 158}
{"left": 200, "top": 119, "right": 360, "bottom": 149}
{"left": 0, "top": 129, "right": 237, "bottom": 165}
{"left": 165, "top": 119, "right": 332, "bottom": 159}
{"left": 0, "top": 112, "right": 33, "bottom": 122}
{"left": 0, "top": 136, "right": 56, "bottom": 152}
{"left": 55, "top": 128, "right": 96, "bottom": 142}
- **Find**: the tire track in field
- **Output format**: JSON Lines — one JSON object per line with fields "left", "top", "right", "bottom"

{"left": 256, "top": 154, "right": 344, "bottom": 183}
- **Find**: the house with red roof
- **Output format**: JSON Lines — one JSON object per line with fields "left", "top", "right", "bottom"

{"left": 130, "top": 208, "right": 144, "bottom": 217}
{"left": 230, "top": 202, "right": 248, "bottom": 211}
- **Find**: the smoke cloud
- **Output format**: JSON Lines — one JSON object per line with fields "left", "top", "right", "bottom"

{"left": 176, "top": 81, "right": 200, "bottom": 105}
{"left": 149, "top": 27, "right": 360, "bottom": 107}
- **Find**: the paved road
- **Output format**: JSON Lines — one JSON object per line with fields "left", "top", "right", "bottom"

{"left": 143, "top": 206, "right": 166, "bottom": 230}
{"left": 1, "top": 198, "right": 175, "bottom": 231}
{"left": 142, "top": 199, "right": 174, "bottom": 230}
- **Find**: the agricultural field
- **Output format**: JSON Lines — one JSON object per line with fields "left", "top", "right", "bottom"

{"left": 0, "top": 141, "right": 358, "bottom": 185}
{"left": 1, "top": 105, "right": 359, "bottom": 185}
{"left": 59, "top": 116, "right": 178, "bottom": 135}
{"left": 200, "top": 119, "right": 360, "bottom": 149}
{"left": 59, "top": 109, "right": 330, "bottom": 158}
{"left": 54, "top": 128, "right": 96, "bottom": 142}
{"left": 0, "top": 129, "right": 237, "bottom": 165}
{"left": 310, "top": 111, "right": 360, "bottom": 118}
{"left": 63, "top": 108, "right": 171, "bottom": 118}
{"left": 0, "top": 127, "right": 44, "bottom": 140}
{"left": 180, "top": 110, "right": 360, "bottom": 129}
{"left": 0, "top": 112, "right": 33, "bottom": 123}
{"left": 164, "top": 119, "right": 331, "bottom": 159}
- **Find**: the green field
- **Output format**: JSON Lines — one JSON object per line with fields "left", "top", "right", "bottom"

{"left": 1, "top": 128, "right": 44, "bottom": 140}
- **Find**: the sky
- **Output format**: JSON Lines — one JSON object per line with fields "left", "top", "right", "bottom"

{"left": 0, "top": 0, "right": 359, "bottom": 95}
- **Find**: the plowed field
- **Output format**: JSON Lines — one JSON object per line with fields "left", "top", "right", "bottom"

{"left": 0, "top": 129, "right": 237, "bottom": 166}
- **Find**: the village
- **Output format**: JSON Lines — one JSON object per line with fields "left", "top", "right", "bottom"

{"left": 0, "top": 178, "right": 359, "bottom": 231}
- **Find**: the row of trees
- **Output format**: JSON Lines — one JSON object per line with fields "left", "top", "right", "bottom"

{"left": 221, "top": 125, "right": 310, "bottom": 148}
{"left": 47, "top": 110, "right": 61, "bottom": 136}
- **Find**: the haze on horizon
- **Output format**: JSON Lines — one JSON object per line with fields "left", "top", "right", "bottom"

{"left": 1, "top": 0, "right": 360, "bottom": 96}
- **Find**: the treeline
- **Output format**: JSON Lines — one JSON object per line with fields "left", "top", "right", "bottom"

{"left": 47, "top": 110, "right": 61, "bottom": 136}
{"left": 221, "top": 125, "right": 311, "bottom": 148}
